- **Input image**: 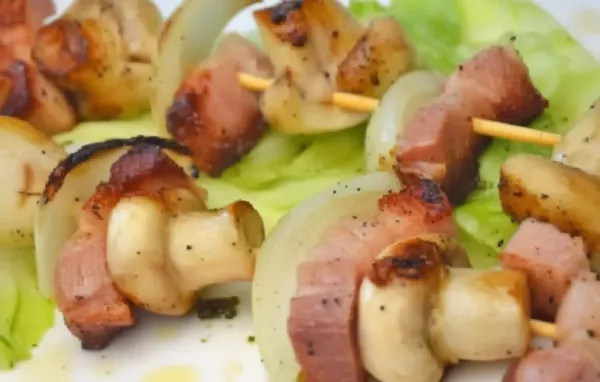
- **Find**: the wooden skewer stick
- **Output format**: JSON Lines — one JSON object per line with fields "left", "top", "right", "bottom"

{"left": 238, "top": 72, "right": 380, "bottom": 113}
{"left": 530, "top": 319, "right": 556, "bottom": 340}
{"left": 238, "top": 73, "right": 273, "bottom": 91}
{"left": 240, "top": 72, "right": 562, "bottom": 341}
{"left": 472, "top": 118, "right": 562, "bottom": 146}
{"left": 237, "top": 72, "right": 563, "bottom": 146}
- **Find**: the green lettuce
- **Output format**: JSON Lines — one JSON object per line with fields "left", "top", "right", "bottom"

{"left": 201, "top": 126, "right": 365, "bottom": 231}
{"left": 0, "top": 250, "right": 55, "bottom": 369}
{"left": 350, "top": 0, "right": 600, "bottom": 267}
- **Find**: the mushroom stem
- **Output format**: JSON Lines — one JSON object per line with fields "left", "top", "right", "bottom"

{"left": 168, "top": 201, "right": 265, "bottom": 292}
{"left": 430, "top": 268, "right": 531, "bottom": 363}
{"left": 358, "top": 237, "right": 447, "bottom": 382}
{"left": 106, "top": 197, "right": 264, "bottom": 316}
{"left": 358, "top": 236, "right": 533, "bottom": 382}
{"left": 107, "top": 196, "right": 194, "bottom": 315}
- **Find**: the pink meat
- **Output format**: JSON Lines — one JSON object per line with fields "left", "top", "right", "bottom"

{"left": 505, "top": 273, "right": 600, "bottom": 381}
{"left": 557, "top": 272, "right": 600, "bottom": 343}
{"left": 166, "top": 34, "right": 273, "bottom": 176}
{"left": 396, "top": 45, "right": 548, "bottom": 205}
{"left": 500, "top": 218, "right": 588, "bottom": 321}
{"left": 288, "top": 179, "right": 455, "bottom": 382}
{"left": 504, "top": 336, "right": 600, "bottom": 382}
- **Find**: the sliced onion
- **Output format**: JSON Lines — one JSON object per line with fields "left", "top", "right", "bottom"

{"left": 252, "top": 172, "right": 401, "bottom": 382}
{"left": 365, "top": 70, "right": 444, "bottom": 173}
{"left": 552, "top": 98, "right": 600, "bottom": 175}
{"left": 34, "top": 137, "right": 191, "bottom": 298}
{"left": 0, "top": 117, "right": 65, "bottom": 247}
{"left": 152, "top": 0, "right": 259, "bottom": 135}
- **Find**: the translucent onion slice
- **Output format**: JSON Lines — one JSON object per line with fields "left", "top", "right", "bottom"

{"left": 34, "top": 137, "right": 191, "bottom": 298}
{"left": 0, "top": 116, "right": 65, "bottom": 248}
{"left": 553, "top": 98, "right": 600, "bottom": 174}
{"left": 365, "top": 70, "right": 444, "bottom": 173}
{"left": 152, "top": 0, "right": 259, "bottom": 135}
{"left": 252, "top": 172, "right": 401, "bottom": 381}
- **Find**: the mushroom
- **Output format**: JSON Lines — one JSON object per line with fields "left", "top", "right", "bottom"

{"left": 0, "top": 116, "right": 65, "bottom": 247}
{"left": 552, "top": 97, "right": 600, "bottom": 270}
{"left": 167, "top": 201, "right": 264, "bottom": 292}
{"left": 32, "top": 0, "right": 162, "bottom": 120}
{"left": 107, "top": 196, "right": 194, "bottom": 315}
{"left": 358, "top": 235, "right": 531, "bottom": 382}
{"left": 358, "top": 236, "right": 446, "bottom": 382}
{"left": 35, "top": 137, "right": 193, "bottom": 297}
{"left": 107, "top": 197, "right": 264, "bottom": 315}
{"left": 431, "top": 267, "right": 531, "bottom": 363}
{"left": 254, "top": 0, "right": 413, "bottom": 134}
{"left": 335, "top": 17, "right": 414, "bottom": 99}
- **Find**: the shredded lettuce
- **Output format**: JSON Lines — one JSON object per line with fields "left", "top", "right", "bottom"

{"left": 351, "top": 0, "right": 600, "bottom": 267}
{"left": 0, "top": 250, "right": 54, "bottom": 369}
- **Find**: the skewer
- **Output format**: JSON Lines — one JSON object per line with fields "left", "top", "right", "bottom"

{"left": 240, "top": 71, "right": 563, "bottom": 340}
{"left": 472, "top": 118, "right": 561, "bottom": 146}
{"left": 530, "top": 319, "right": 556, "bottom": 340}
{"left": 237, "top": 72, "right": 563, "bottom": 146}
{"left": 238, "top": 72, "right": 381, "bottom": 112}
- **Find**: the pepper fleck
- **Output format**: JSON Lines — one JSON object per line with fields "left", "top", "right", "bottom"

{"left": 588, "top": 329, "right": 596, "bottom": 338}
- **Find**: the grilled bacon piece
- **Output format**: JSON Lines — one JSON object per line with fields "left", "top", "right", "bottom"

{"left": 501, "top": 218, "right": 588, "bottom": 321}
{"left": 166, "top": 34, "right": 273, "bottom": 176}
{"left": 0, "top": 49, "right": 76, "bottom": 135}
{"left": 396, "top": 46, "right": 548, "bottom": 204}
{"left": 0, "top": 0, "right": 55, "bottom": 58}
{"left": 55, "top": 143, "right": 198, "bottom": 349}
{"left": 0, "top": 0, "right": 77, "bottom": 135}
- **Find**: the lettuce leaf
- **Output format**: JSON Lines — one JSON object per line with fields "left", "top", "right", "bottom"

{"left": 350, "top": 0, "right": 600, "bottom": 266}
{"left": 0, "top": 249, "right": 54, "bottom": 370}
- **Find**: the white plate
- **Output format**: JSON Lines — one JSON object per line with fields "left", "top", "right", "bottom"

{"left": 3, "top": 1, "right": 600, "bottom": 381}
